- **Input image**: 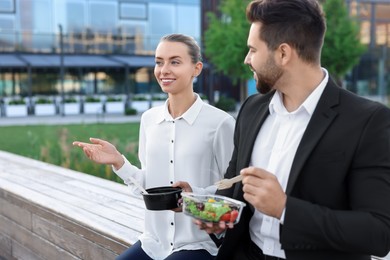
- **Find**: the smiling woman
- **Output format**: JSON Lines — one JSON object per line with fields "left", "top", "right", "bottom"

{"left": 72, "top": 33, "right": 235, "bottom": 260}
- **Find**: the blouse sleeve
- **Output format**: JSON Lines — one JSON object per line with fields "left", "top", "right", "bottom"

{"left": 112, "top": 115, "right": 147, "bottom": 196}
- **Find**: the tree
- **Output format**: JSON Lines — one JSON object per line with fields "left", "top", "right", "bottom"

{"left": 204, "top": 0, "right": 366, "bottom": 99}
{"left": 321, "top": 0, "right": 366, "bottom": 84}
{"left": 204, "top": 0, "right": 252, "bottom": 101}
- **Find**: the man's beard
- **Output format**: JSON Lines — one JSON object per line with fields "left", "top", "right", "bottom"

{"left": 254, "top": 55, "right": 283, "bottom": 94}
{"left": 256, "top": 76, "right": 273, "bottom": 94}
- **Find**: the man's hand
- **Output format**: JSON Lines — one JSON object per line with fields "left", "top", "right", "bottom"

{"left": 241, "top": 166, "right": 286, "bottom": 219}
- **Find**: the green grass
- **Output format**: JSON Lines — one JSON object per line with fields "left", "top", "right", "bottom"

{"left": 0, "top": 123, "right": 140, "bottom": 183}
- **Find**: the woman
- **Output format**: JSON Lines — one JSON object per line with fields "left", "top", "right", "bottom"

{"left": 73, "top": 34, "right": 235, "bottom": 260}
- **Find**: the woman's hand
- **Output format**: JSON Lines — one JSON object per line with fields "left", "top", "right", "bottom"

{"left": 171, "top": 181, "right": 192, "bottom": 212}
{"left": 72, "top": 137, "right": 124, "bottom": 169}
{"left": 172, "top": 181, "right": 192, "bottom": 192}
{"left": 194, "top": 219, "right": 232, "bottom": 234}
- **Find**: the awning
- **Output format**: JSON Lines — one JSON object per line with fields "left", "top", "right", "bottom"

{"left": 109, "top": 55, "right": 156, "bottom": 67}
{"left": 0, "top": 54, "right": 26, "bottom": 68}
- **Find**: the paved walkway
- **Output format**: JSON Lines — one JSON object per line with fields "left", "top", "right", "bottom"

{"left": 0, "top": 113, "right": 142, "bottom": 126}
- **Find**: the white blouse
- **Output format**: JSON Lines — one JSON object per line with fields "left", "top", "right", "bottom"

{"left": 114, "top": 94, "right": 235, "bottom": 259}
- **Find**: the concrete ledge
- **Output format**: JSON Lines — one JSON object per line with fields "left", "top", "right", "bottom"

{"left": 0, "top": 150, "right": 144, "bottom": 259}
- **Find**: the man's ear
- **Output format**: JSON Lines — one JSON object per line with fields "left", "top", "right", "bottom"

{"left": 278, "top": 43, "right": 292, "bottom": 65}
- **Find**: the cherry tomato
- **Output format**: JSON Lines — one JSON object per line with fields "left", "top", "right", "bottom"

{"left": 230, "top": 210, "right": 239, "bottom": 223}
{"left": 220, "top": 213, "right": 231, "bottom": 222}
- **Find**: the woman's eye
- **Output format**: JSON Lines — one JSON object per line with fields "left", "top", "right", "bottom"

{"left": 171, "top": 60, "right": 180, "bottom": 65}
{"left": 155, "top": 61, "right": 162, "bottom": 66}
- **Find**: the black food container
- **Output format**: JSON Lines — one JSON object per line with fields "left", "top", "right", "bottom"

{"left": 143, "top": 186, "right": 182, "bottom": 210}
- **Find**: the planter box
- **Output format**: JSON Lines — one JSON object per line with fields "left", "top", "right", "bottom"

{"left": 152, "top": 100, "right": 166, "bottom": 108}
{"left": 5, "top": 105, "right": 28, "bottom": 117}
{"left": 84, "top": 102, "right": 103, "bottom": 114}
{"left": 64, "top": 103, "right": 80, "bottom": 115}
{"left": 35, "top": 104, "right": 56, "bottom": 116}
{"left": 131, "top": 101, "right": 150, "bottom": 113}
{"left": 105, "top": 102, "right": 125, "bottom": 114}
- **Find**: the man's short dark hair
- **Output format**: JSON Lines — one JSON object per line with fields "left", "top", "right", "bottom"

{"left": 246, "top": 0, "right": 326, "bottom": 64}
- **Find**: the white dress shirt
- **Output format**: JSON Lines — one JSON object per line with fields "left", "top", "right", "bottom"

{"left": 249, "top": 70, "right": 329, "bottom": 258}
{"left": 114, "top": 94, "right": 235, "bottom": 259}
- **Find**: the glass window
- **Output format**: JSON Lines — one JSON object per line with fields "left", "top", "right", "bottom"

{"left": 66, "top": 2, "right": 86, "bottom": 33}
{"left": 148, "top": 3, "right": 175, "bottom": 49}
{"left": 120, "top": 2, "right": 147, "bottom": 20}
{"left": 17, "top": 0, "right": 53, "bottom": 51}
{"left": 117, "top": 22, "right": 146, "bottom": 54}
{"left": 0, "top": 17, "right": 14, "bottom": 31}
{"left": 89, "top": 1, "right": 117, "bottom": 33}
{"left": 376, "top": 23, "right": 387, "bottom": 45}
{"left": 0, "top": 0, "right": 15, "bottom": 13}
{"left": 176, "top": 4, "right": 200, "bottom": 40}
{"left": 33, "top": 0, "right": 52, "bottom": 32}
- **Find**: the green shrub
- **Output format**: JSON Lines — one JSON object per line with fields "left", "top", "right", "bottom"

{"left": 215, "top": 96, "right": 236, "bottom": 112}
{"left": 132, "top": 95, "right": 147, "bottom": 101}
{"left": 125, "top": 107, "right": 137, "bottom": 115}
{"left": 8, "top": 99, "right": 26, "bottom": 105}
{"left": 199, "top": 93, "right": 208, "bottom": 100}
{"left": 35, "top": 98, "right": 53, "bottom": 104}
{"left": 152, "top": 95, "right": 167, "bottom": 101}
{"left": 106, "top": 96, "right": 122, "bottom": 102}
{"left": 85, "top": 96, "right": 100, "bottom": 103}
{"left": 65, "top": 97, "right": 77, "bottom": 103}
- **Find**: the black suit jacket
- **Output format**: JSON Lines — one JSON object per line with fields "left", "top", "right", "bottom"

{"left": 216, "top": 79, "right": 390, "bottom": 260}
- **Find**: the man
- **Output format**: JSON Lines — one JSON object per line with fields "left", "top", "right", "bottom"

{"left": 197, "top": 0, "right": 390, "bottom": 259}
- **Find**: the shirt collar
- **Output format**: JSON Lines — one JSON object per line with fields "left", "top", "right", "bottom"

{"left": 155, "top": 93, "right": 203, "bottom": 125}
{"left": 269, "top": 68, "right": 329, "bottom": 116}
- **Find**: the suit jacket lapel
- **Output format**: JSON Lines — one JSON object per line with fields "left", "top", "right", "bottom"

{"left": 286, "top": 79, "right": 340, "bottom": 195}
{"left": 233, "top": 94, "right": 272, "bottom": 201}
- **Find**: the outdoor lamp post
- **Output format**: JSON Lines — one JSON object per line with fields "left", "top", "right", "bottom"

{"left": 59, "top": 24, "right": 65, "bottom": 116}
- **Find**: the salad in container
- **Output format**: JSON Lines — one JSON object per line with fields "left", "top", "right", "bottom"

{"left": 181, "top": 192, "right": 246, "bottom": 224}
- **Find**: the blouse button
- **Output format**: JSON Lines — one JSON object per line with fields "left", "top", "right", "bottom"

{"left": 170, "top": 160, "right": 173, "bottom": 163}
{"left": 170, "top": 181, "right": 173, "bottom": 184}
{"left": 171, "top": 140, "right": 174, "bottom": 143}
{"left": 171, "top": 242, "right": 173, "bottom": 246}
{"left": 171, "top": 222, "right": 174, "bottom": 226}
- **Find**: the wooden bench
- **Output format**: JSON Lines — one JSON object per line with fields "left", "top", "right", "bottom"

{"left": 0, "top": 150, "right": 144, "bottom": 260}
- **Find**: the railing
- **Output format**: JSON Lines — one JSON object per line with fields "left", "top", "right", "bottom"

{"left": 0, "top": 31, "right": 158, "bottom": 55}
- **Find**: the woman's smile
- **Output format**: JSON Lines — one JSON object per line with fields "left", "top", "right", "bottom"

{"left": 160, "top": 78, "right": 176, "bottom": 86}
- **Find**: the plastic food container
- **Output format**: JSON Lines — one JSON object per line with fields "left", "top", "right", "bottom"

{"left": 181, "top": 192, "right": 246, "bottom": 224}
{"left": 143, "top": 186, "right": 182, "bottom": 210}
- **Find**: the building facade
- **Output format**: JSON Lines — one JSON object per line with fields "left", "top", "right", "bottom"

{"left": 346, "top": 0, "right": 390, "bottom": 103}
{"left": 0, "top": 0, "right": 202, "bottom": 115}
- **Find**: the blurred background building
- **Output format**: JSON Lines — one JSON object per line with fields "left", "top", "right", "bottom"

{"left": 346, "top": 0, "right": 390, "bottom": 103}
{"left": 0, "top": 0, "right": 203, "bottom": 116}
{"left": 0, "top": 0, "right": 389, "bottom": 116}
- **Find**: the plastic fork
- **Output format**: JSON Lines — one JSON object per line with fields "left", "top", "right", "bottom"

{"left": 214, "top": 175, "right": 243, "bottom": 190}
{"left": 129, "top": 176, "right": 148, "bottom": 194}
